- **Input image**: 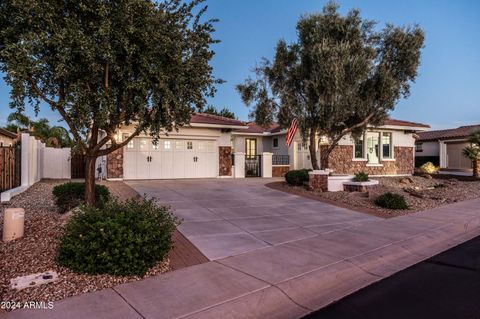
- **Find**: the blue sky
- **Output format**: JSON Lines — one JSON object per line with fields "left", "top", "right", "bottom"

{"left": 1, "top": 0, "right": 479, "bottom": 130}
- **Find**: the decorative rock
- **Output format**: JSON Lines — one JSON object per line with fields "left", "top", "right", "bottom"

{"left": 399, "top": 177, "right": 414, "bottom": 185}
{"left": 10, "top": 271, "right": 58, "bottom": 291}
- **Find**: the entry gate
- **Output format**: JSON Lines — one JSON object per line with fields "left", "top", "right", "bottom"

{"left": 245, "top": 155, "right": 261, "bottom": 177}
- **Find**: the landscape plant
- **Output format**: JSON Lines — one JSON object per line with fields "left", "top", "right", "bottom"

{"left": 237, "top": 2, "right": 424, "bottom": 170}
{"left": 285, "top": 169, "right": 311, "bottom": 186}
{"left": 375, "top": 192, "right": 408, "bottom": 210}
{"left": 52, "top": 182, "right": 110, "bottom": 213}
{"left": 462, "top": 130, "right": 480, "bottom": 178}
{"left": 57, "top": 198, "right": 178, "bottom": 276}
{"left": 0, "top": 0, "right": 219, "bottom": 205}
{"left": 353, "top": 171, "right": 369, "bottom": 182}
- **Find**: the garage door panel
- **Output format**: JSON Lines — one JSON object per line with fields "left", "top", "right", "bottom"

{"left": 447, "top": 143, "right": 472, "bottom": 170}
{"left": 123, "top": 137, "right": 217, "bottom": 180}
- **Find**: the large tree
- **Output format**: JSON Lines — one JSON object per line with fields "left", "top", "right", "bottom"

{"left": 203, "top": 105, "right": 237, "bottom": 119}
{"left": 237, "top": 2, "right": 424, "bottom": 169}
{"left": 0, "top": 0, "right": 218, "bottom": 204}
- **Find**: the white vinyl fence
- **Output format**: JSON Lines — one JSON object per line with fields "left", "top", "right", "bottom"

{"left": 1, "top": 133, "right": 72, "bottom": 202}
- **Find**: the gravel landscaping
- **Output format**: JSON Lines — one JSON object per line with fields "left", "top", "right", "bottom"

{"left": 268, "top": 175, "right": 480, "bottom": 218}
{"left": 0, "top": 181, "right": 169, "bottom": 311}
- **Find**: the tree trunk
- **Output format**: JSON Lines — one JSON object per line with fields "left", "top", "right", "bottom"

{"left": 84, "top": 155, "right": 97, "bottom": 206}
{"left": 309, "top": 127, "right": 319, "bottom": 170}
{"left": 474, "top": 159, "right": 479, "bottom": 178}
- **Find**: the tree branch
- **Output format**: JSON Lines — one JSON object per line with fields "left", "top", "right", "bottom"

{"left": 27, "top": 76, "right": 84, "bottom": 147}
{"left": 96, "top": 126, "right": 143, "bottom": 156}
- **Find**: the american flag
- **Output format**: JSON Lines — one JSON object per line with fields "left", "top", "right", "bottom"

{"left": 286, "top": 118, "right": 298, "bottom": 147}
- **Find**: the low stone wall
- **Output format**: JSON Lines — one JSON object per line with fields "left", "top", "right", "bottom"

{"left": 107, "top": 148, "right": 123, "bottom": 179}
{"left": 219, "top": 146, "right": 232, "bottom": 176}
{"left": 308, "top": 171, "right": 329, "bottom": 192}
{"left": 321, "top": 145, "right": 414, "bottom": 175}
{"left": 343, "top": 180, "right": 379, "bottom": 192}
{"left": 272, "top": 165, "right": 289, "bottom": 177}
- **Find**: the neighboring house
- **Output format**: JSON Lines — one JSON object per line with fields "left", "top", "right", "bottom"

{"left": 105, "top": 114, "right": 429, "bottom": 180}
{"left": 416, "top": 124, "right": 480, "bottom": 171}
{"left": 0, "top": 128, "right": 18, "bottom": 146}
{"left": 233, "top": 119, "right": 430, "bottom": 177}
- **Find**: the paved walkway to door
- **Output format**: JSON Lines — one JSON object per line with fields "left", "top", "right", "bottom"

{"left": 4, "top": 179, "right": 480, "bottom": 319}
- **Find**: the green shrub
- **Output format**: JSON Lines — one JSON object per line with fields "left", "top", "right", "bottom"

{"left": 419, "top": 162, "right": 439, "bottom": 174}
{"left": 353, "top": 171, "right": 369, "bottom": 182}
{"left": 285, "top": 169, "right": 311, "bottom": 186}
{"left": 52, "top": 182, "right": 110, "bottom": 213}
{"left": 375, "top": 192, "right": 408, "bottom": 210}
{"left": 57, "top": 198, "right": 178, "bottom": 276}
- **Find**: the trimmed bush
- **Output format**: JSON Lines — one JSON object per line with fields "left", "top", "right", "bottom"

{"left": 419, "top": 162, "right": 439, "bottom": 174}
{"left": 375, "top": 192, "right": 408, "bottom": 210}
{"left": 285, "top": 169, "right": 311, "bottom": 186}
{"left": 353, "top": 171, "right": 369, "bottom": 182}
{"left": 57, "top": 198, "right": 178, "bottom": 276}
{"left": 52, "top": 182, "right": 110, "bottom": 213}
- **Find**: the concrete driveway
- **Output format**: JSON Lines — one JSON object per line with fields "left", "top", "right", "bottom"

{"left": 7, "top": 180, "right": 480, "bottom": 319}
{"left": 126, "top": 178, "right": 377, "bottom": 260}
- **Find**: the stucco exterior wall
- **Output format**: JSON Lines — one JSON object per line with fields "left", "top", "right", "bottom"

{"left": 415, "top": 141, "right": 439, "bottom": 157}
{"left": 0, "top": 135, "right": 15, "bottom": 147}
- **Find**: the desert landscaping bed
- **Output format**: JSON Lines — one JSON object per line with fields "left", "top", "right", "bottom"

{"left": 268, "top": 175, "right": 480, "bottom": 218}
{"left": 0, "top": 180, "right": 171, "bottom": 310}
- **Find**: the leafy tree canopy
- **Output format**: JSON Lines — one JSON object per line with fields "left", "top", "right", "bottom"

{"left": 0, "top": 0, "right": 219, "bottom": 204}
{"left": 237, "top": 2, "right": 424, "bottom": 169}
{"left": 203, "top": 105, "right": 237, "bottom": 119}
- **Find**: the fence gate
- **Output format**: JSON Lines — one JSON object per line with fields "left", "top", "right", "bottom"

{"left": 71, "top": 154, "right": 86, "bottom": 179}
{"left": 245, "top": 155, "right": 262, "bottom": 177}
{"left": 0, "top": 145, "right": 21, "bottom": 192}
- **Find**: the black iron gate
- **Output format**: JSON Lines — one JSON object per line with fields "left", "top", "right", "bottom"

{"left": 245, "top": 155, "right": 261, "bottom": 177}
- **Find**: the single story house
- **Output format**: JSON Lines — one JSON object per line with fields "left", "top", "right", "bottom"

{"left": 232, "top": 119, "right": 430, "bottom": 177}
{"left": 105, "top": 114, "right": 429, "bottom": 180}
{"left": 415, "top": 124, "right": 480, "bottom": 171}
{"left": 0, "top": 128, "right": 18, "bottom": 147}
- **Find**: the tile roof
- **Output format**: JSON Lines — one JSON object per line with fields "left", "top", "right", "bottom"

{"left": 383, "top": 119, "right": 430, "bottom": 128}
{"left": 240, "top": 122, "right": 282, "bottom": 134}
{"left": 417, "top": 124, "right": 480, "bottom": 142}
{"left": 234, "top": 118, "right": 429, "bottom": 135}
{"left": 190, "top": 113, "right": 246, "bottom": 127}
{"left": 0, "top": 128, "right": 18, "bottom": 139}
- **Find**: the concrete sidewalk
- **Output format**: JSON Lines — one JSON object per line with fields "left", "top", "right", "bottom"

{"left": 3, "top": 188, "right": 480, "bottom": 319}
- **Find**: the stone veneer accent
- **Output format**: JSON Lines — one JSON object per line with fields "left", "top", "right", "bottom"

{"left": 272, "top": 165, "right": 290, "bottom": 177}
{"left": 308, "top": 171, "right": 329, "bottom": 192}
{"left": 219, "top": 146, "right": 232, "bottom": 176}
{"left": 107, "top": 148, "right": 124, "bottom": 179}
{"left": 321, "top": 145, "right": 414, "bottom": 175}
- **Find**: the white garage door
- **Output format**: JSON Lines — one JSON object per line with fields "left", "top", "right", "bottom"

{"left": 124, "top": 137, "right": 217, "bottom": 179}
{"left": 447, "top": 143, "right": 472, "bottom": 170}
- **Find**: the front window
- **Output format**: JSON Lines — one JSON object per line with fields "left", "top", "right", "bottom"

{"left": 382, "top": 132, "right": 392, "bottom": 159}
{"left": 354, "top": 136, "right": 364, "bottom": 158}
{"left": 123, "top": 133, "right": 134, "bottom": 149}
{"left": 245, "top": 138, "right": 257, "bottom": 158}
{"left": 272, "top": 138, "right": 279, "bottom": 149}
{"left": 415, "top": 142, "right": 423, "bottom": 152}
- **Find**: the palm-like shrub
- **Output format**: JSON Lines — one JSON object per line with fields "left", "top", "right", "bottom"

{"left": 462, "top": 130, "right": 480, "bottom": 178}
